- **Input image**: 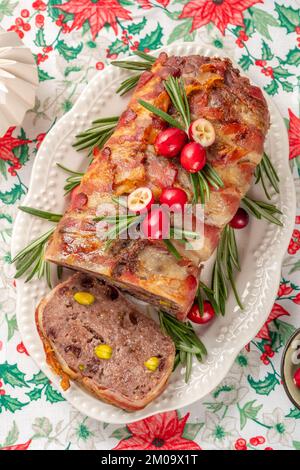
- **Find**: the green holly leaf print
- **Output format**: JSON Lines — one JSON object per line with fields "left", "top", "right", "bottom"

{"left": 0, "top": 394, "right": 27, "bottom": 413}
{"left": 0, "top": 213, "right": 12, "bottom": 224}
{"left": 238, "top": 55, "right": 253, "bottom": 71}
{"left": 119, "top": 0, "right": 134, "bottom": 5}
{"left": 3, "top": 421, "right": 19, "bottom": 447}
{"left": 261, "top": 40, "right": 273, "bottom": 60}
{"left": 28, "top": 370, "right": 49, "bottom": 386}
{"left": 239, "top": 400, "right": 263, "bottom": 429}
{"left": 233, "top": 18, "right": 255, "bottom": 38}
{"left": 167, "top": 18, "right": 195, "bottom": 45}
{"left": 5, "top": 314, "right": 17, "bottom": 341}
{"left": 38, "top": 68, "right": 55, "bottom": 82}
{"left": 274, "top": 319, "right": 296, "bottom": 344}
{"left": 264, "top": 80, "right": 279, "bottom": 96}
{"left": 48, "top": 0, "right": 73, "bottom": 22}
{"left": 138, "top": 24, "right": 163, "bottom": 51}
{"left": 0, "top": 0, "right": 17, "bottom": 22}
{"left": 111, "top": 426, "right": 131, "bottom": 440}
{"left": 108, "top": 38, "right": 129, "bottom": 55}
{"left": 12, "top": 129, "right": 30, "bottom": 165}
{"left": 26, "top": 388, "right": 43, "bottom": 401}
{"left": 127, "top": 17, "right": 147, "bottom": 35}
{"left": 281, "top": 81, "right": 294, "bottom": 93}
{"left": 272, "top": 65, "right": 293, "bottom": 79}
{"left": 44, "top": 383, "right": 65, "bottom": 403}
{"left": 286, "top": 48, "right": 300, "bottom": 67}
{"left": 34, "top": 28, "right": 47, "bottom": 48}
{"left": 275, "top": 3, "right": 300, "bottom": 33}
{"left": 248, "top": 372, "right": 279, "bottom": 395}
{"left": 293, "top": 441, "right": 300, "bottom": 450}
{"left": 0, "top": 362, "right": 29, "bottom": 388}
{"left": 251, "top": 7, "right": 279, "bottom": 40}
{"left": 286, "top": 407, "right": 300, "bottom": 419}
{"left": 0, "top": 184, "right": 26, "bottom": 205}
{"left": 182, "top": 422, "right": 204, "bottom": 440}
{"left": 55, "top": 40, "right": 83, "bottom": 62}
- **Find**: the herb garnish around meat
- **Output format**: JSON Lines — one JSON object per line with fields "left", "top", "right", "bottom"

{"left": 116, "top": 74, "right": 141, "bottom": 96}
{"left": 73, "top": 116, "right": 119, "bottom": 156}
{"left": 139, "top": 76, "right": 224, "bottom": 204}
{"left": 159, "top": 310, "right": 207, "bottom": 383}
{"left": 211, "top": 225, "right": 242, "bottom": 316}
{"left": 112, "top": 51, "right": 156, "bottom": 95}
{"left": 255, "top": 152, "right": 280, "bottom": 199}
{"left": 242, "top": 196, "right": 282, "bottom": 226}
{"left": 56, "top": 164, "right": 84, "bottom": 195}
{"left": 12, "top": 207, "right": 63, "bottom": 288}
{"left": 93, "top": 199, "right": 199, "bottom": 258}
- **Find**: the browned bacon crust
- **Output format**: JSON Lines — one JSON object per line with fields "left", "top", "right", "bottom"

{"left": 45, "top": 53, "right": 269, "bottom": 320}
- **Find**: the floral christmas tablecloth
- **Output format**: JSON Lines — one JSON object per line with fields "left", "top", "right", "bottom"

{"left": 0, "top": 0, "right": 300, "bottom": 451}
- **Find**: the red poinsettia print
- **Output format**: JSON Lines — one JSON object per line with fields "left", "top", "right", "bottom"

{"left": 180, "top": 0, "right": 262, "bottom": 35}
{"left": 288, "top": 109, "right": 300, "bottom": 160}
{"left": 0, "top": 127, "right": 30, "bottom": 176}
{"left": 55, "top": 0, "right": 132, "bottom": 40}
{"left": 113, "top": 411, "right": 201, "bottom": 450}
{"left": 0, "top": 439, "right": 32, "bottom": 450}
{"left": 256, "top": 303, "right": 289, "bottom": 341}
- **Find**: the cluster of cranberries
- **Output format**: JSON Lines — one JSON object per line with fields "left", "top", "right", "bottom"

{"left": 154, "top": 119, "right": 214, "bottom": 173}
{"left": 288, "top": 229, "right": 300, "bottom": 255}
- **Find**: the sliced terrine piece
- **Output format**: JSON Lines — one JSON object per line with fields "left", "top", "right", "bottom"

{"left": 36, "top": 273, "right": 175, "bottom": 411}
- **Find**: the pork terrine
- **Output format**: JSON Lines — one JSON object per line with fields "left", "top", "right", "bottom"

{"left": 45, "top": 54, "right": 269, "bottom": 320}
{"left": 36, "top": 273, "right": 175, "bottom": 411}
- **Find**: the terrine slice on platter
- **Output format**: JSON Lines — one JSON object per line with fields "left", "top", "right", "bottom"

{"left": 36, "top": 273, "right": 175, "bottom": 411}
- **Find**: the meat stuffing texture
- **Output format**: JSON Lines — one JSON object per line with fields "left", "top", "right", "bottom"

{"left": 36, "top": 273, "right": 175, "bottom": 411}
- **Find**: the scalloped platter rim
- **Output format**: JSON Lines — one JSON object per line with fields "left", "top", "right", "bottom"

{"left": 11, "top": 43, "right": 296, "bottom": 424}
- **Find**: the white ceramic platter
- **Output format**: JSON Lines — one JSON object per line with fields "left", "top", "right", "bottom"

{"left": 11, "top": 43, "right": 296, "bottom": 424}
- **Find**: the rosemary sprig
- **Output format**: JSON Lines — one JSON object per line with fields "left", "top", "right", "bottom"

{"left": 255, "top": 152, "right": 280, "bottom": 199}
{"left": 56, "top": 163, "right": 84, "bottom": 194}
{"left": 18, "top": 206, "right": 62, "bottom": 222}
{"left": 111, "top": 60, "right": 152, "bottom": 71}
{"left": 197, "top": 280, "right": 220, "bottom": 316}
{"left": 73, "top": 116, "right": 119, "bottom": 156}
{"left": 112, "top": 51, "right": 156, "bottom": 95}
{"left": 159, "top": 310, "right": 207, "bottom": 383}
{"left": 163, "top": 239, "right": 181, "bottom": 260}
{"left": 164, "top": 76, "right": 190, "bottom": 130}
{"left": 94, "top": 213, "right": 142, "bottom": 249}
{"left": 242, "top": 196, "right": 282, "bottom": 226}
{"left": 116, "top": 74, "right": 141, "bottom": 96}
{"left": 133, "top": 50, "right": 156, "bottom": 63}
{"left": 212, "top": 225, "right": 242, "bottom": 316}
{"left": 12, "top": 207, "right": 63, "bottom": 287}
{"left": 138, "top": 99, "right": 185, "bottom": 130}
{"left": 12, "top": 227, "right": 55, "bottom": 288}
